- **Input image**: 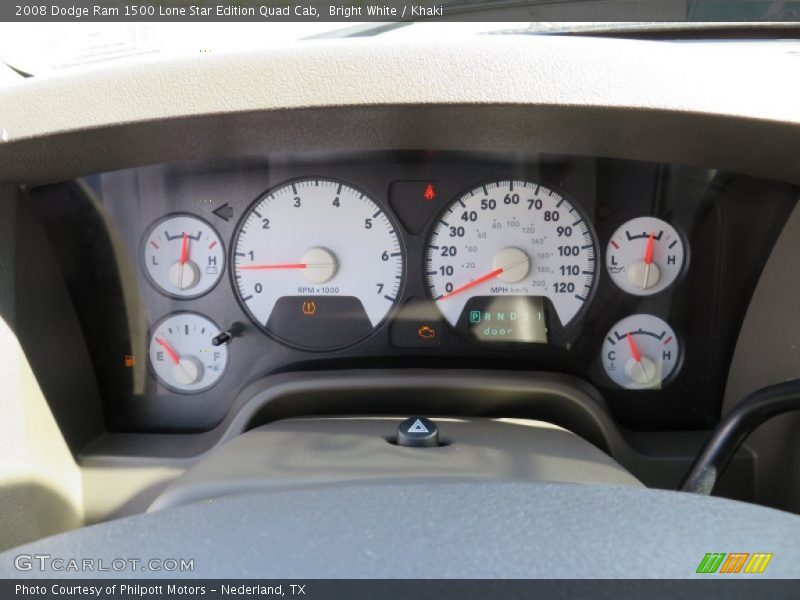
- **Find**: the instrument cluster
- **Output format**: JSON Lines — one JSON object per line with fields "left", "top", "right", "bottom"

{"left": 31, "top": 152, "right": 796, "bottom": 433}
{"left": 139, "top": 172, "right": 688, "bottom": 395}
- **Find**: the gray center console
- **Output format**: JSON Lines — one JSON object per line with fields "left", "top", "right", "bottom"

{"left": 149, "top": 417, "right": 643, "bottom": 512}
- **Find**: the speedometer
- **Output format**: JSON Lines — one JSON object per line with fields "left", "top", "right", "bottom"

{"left": 232, "top": 178, "right": 403, "bottom": 350}
{"left": 426, "top": 180, "right": 597, "bottom": 344}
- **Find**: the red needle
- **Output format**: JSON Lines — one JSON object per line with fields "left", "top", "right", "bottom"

{"left": 437, "top": 267, "right": 504, "bottom": 301}
{"left": 644, "top": 232, "right": 655, "bottom": 265}
{"left": 179, "top": 233, "right": 189, "bottom": 265}
{"left": 237, "top": 263, "right": 308, "bottom": 270}
{"left": 155, "top": 337, "right": 180, "bottom": 365}
{"left": 626, "top": 332, "right": 642, "bottom": 363}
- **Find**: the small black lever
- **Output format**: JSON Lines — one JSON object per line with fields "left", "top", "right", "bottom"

{"left": 212, "top": 322, "right": 245, "bottom": 347}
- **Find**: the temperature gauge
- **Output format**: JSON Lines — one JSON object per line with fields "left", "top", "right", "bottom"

{"left": 148, "top": 312, "right": 228, "bottom": 393}
{"left": 143, "top": 214, "right": 225, "bottom": 298}
{"left": 601, "top": 314, "right": 680, "bottom": 389}
{"left": 606, "top": 217, "right": 685, "bottom": 296}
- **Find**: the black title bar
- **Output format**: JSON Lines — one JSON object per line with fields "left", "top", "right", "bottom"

{"left": 5, "top": 0, "right": 800, "bottom": 23}
{"left": 4, "top": 579, "right": 800, "bottom": 599}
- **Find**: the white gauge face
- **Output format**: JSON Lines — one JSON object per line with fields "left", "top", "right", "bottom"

{"left": 143, "top": 215, "right": 225, "bottom": 298}
{"left": 606, "top": 216, "right": 685, "bottom": 296}
{"left": 426, "top": 180, "right": 598, "bottom": 337}
{"left": 232, "top": 179, "right": 403, "bottom": 350}
{"left": 149, "top": 312, "right": 228, "bottom": 393}
{"left": 601, "top": 314, "right": 680, "bottom": 389}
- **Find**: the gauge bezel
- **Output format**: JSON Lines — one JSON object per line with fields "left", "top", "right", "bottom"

{"left": 229, "top": 176, "right": 406, "bottom": 352}
{"left": 423, "top": 178, "right": 601, "bottom": 347}
{"left": 140, "top": 212, "right": 227, "bottom": 301}
{"left": 604, "top": 216, "right": 691, "bottom": 298}
{"left": 599, "top": 313, "right": 685, "bottom": 390}
{"left": 147, "top": 310, "right": 229, "bottom": 395}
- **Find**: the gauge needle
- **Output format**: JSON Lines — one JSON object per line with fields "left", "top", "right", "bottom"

{"left": 626, "top": 332, "right": 649, "bottom": 381}
{"left": 155, "top": 336, "right": 195, "bottom": 381}
{"left": 179, "top": 233, "right": 189, "bottom": 264}
{"left": 237, "top": 261, "right": 340, "bottom": 270}
{"left": 237, "top": 263, "right": 309, "bottom": 270}
{"left": 437, "top": 267, "right": 504, "bottom": 301}
{"left": 155, "top": 336, "right": 180, "bottom": 364}
{"left": 178, "top": 232, "right": 190, "bottom": 288}
{"left": 642, "top": 231, "right": 655, "bottom": 290}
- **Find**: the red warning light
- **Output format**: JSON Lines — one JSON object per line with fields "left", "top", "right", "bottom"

{"left": 423, "top": 184, "right": 436, "bottom": 202}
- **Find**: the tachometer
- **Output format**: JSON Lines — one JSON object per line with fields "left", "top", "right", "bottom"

{"left": 426, "top": 180, "right": 597, "bottom": 343}
{"left": 232, "top": 178, "right": 403, "bottom": 350}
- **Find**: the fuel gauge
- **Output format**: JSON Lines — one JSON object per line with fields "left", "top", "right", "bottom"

{"left": 601, "top": 314, "right": 681, "bottom": 389}
{"left": 149, "top": 312, "right": 228, "bottom": 393}
{"left": 606, "top": 217, "right": 686, "bottom": 296}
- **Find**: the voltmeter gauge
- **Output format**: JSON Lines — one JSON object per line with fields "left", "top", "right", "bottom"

{"left": 605, "top": 217, "right": 686, "bottom": 296}
{"left": 148, "top": 312, "right": 228, "bottom": 393}
{"left": 601, "top": 314, "right": 681, "bottom": 389}
{"left": 143, "top": 214, "right": 225, "bottom": 298}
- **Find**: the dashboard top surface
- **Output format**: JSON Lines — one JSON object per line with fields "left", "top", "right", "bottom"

{"left": 1, "top": 35, "right": 800, "bottom": 188}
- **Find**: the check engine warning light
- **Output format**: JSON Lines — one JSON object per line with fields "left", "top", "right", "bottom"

{"left": 423, "top": 184, "right": 436, "bottom": 201}
{"left": 124, "top": 355, "right": 136, "bottom": 367}
{"left": 302, "top": 301, "right": 316, "bottom": 316}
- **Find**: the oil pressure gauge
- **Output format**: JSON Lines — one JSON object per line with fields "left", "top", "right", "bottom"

{"left": 601, "top": 314, "right": 681, "bottom": 389}
{"left": 606, "top": 217, "right": 686, "bottom": 296}
{"left": 148, "top": 312, "right": 228, "bottom": 393}
{"left": 143, "top": 214, "right": 225, "bottom": 298}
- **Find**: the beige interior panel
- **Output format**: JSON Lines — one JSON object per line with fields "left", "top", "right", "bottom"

{"left": 0, "top": 36, "right": 799, "bottom": 185}
{"left": 0, "top": 187, "right": 83, "bottom": 551}
{"left": 724, "top": 198, "right": 800, "bottom": 513}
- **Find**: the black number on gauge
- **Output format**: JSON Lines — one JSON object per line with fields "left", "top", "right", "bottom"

{"left": 426, "top": 180, "right": 598, "bottom": 344}
{"left": 232, "top": 179, "right": 404, "bottom": 350}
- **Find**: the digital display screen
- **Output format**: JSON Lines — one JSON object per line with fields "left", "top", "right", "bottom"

{"left": 455, "top": 296, "right": 549, "bottom": 344}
